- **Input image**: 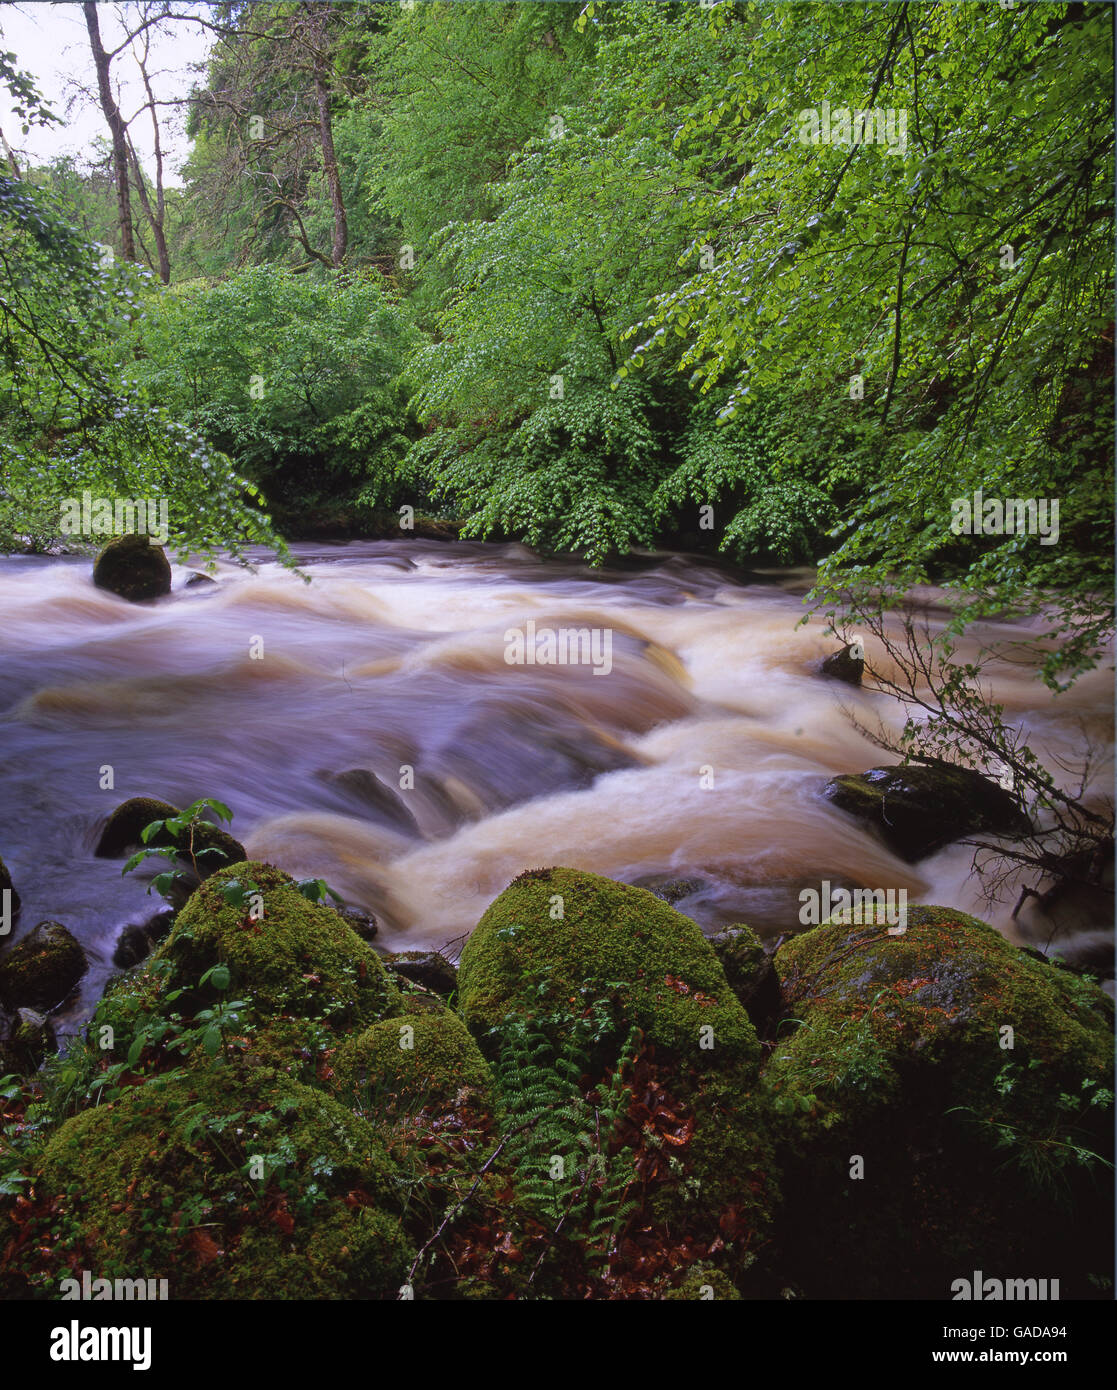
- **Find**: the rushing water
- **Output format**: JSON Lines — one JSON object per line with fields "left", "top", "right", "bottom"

{"left": 0, "top": 539, "right": 1112, "bottom": 1026}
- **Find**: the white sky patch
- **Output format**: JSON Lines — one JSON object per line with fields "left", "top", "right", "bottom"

{"left": 0, "top": 0, "right": 213, "bottom": 186}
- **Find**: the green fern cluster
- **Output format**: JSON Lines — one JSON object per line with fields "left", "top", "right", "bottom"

{"left": 494, "top": 1013, "right": 641, "bottom": 1275}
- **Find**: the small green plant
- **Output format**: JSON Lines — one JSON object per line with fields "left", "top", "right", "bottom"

{"left": 121, "top": 797, "right": 235, "bottom": 899}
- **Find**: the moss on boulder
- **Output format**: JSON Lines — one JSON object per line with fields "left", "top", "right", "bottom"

{"left": 156, "top": 861, "right": 398, "bottom": 1027}
{"left": 660, "top": 1265, "right": 742, "bottom": 1300}
{"left": 34, "top": 1064, "right": 413, "bottom": 1298}
{"left": 458, "top": 868, "right": 777, "bottom": 1290}
{"left": 458, "top": 866, "right": 759, "bottom": 1067}
{"left": 0, "top": 921, "right": 87, "bottom": 1012}
{"left": 765, "top": 905, "right": 1114, "bottom": 1297}
{"left": 92, "top": 533, "right": 171, "bottom": 602}
{"left": 95, "top": 796, "right": 246, "bottom": 874}
{"left": 331, "top": 1011, "right": 494, "bottom": 1114}
{"left": 0, "top": 1007, "right": 56, "bottom": 1076}
{"left": 380, "top": 949, "right": 457, "bottom": 998}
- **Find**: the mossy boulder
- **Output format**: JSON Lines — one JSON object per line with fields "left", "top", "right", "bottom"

{"left": 0, "top": 921, "right": 87, "bottom": 1012}
{"left": 95, "top": 796, "right": 246, "bottom": 875}
{"left": 459, "top": 866, "right": 759, "bottom": 1066}
{"left": 156, "top": 861, "right": 398, "bottom": 1027}
{"left": 823, "top": 762, "right": 1030, "bottom": 861}
{"left": 765, "top": 905, "right": 1114, "bottom": 1297}
{"left": 331, "top": 1012, "right": 494, "bottom": 1115}
{"left": 0, "top": 855, "right": 19, "bottom": 917}
{"left": 459, "top": 869, "right": 778, "bottom": 1290}
{"left": 92, "top": 532, "right": 171, "bottom": 602}
{"left": 32, "top": 1065, "right": 413, "bottom": 1298}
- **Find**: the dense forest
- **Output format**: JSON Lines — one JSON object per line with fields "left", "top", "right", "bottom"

{"left": 0, "top": 0, "right": 1113, "bottom": 1317}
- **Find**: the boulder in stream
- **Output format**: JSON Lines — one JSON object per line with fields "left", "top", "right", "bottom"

{"left": 823, "top": 760, "right": 1029, "bottom": 861}
{"left": 819, "top": 642, "right": 864, "bottom": 686}
{"left": 95, "top": 796, "right": 246, "bottom": 876}
{"left": 0, "top": 921, "right": 88, "bottom": 1012}
{"left": 92, "top": 532, "right": 172, "bottom": 602}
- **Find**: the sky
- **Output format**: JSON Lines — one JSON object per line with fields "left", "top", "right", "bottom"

{"left": 0, "top": 1, "right": 214, "bottom": 186}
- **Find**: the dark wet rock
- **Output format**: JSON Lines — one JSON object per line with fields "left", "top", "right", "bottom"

{"left": 631, "top": 874, "right": 707, "bottom": 905}
{"left": 95, "top": 796, "right": 246, "bottom": 876}
{"left": 381, "top": 949, "right": 457, "bottom": 998}
{"left": 0, "top": 921, "right": 88, "bottom": 1012}
{"left": 92, "top": 533, "right": 172, "bottom": 602}
{"left": 112, "top": 908, "right": 176, "bottom": 970}
{"left": 184, "top": 571, "right": 218, "bottom": 587}
{"left": 820, "top": 642, "right": 864, "bottom": 686}
{"left": 0, "top": 855, "right": 19, "bottom": 918}
{"left": 319, "top": 769, "right": 420, "bottom": 836}
{"left": 823, "top": 761, "right": 1030, "bottom": 861}
{"left": 336, "top": 905, "right": 379, "bottom": 943}
{"left": 709, "top": 924, "right": 781, "bottom": 1031}
{"left": 0, "top": 1006, "right": 56, "bottom": 1075}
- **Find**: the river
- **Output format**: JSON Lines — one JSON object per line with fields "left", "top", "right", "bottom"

{"left": 0, "top": 539, "right": 1111, "bottom": 1027}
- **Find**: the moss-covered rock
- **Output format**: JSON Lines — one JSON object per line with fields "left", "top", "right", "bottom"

{"left": 659, "top": 1265, "right": 742, "bottom": 1300}
{"left": 0, "top": 1007, "right": 55, "bottom": 1075}
{"left": 95, "top": 796, "right": 246, "bottom": 874}
{"left": 31, "top": 1064, "right": 413, "bottom": 1298}
{"left": 823, "top": 762, "right": 1030, "bottom": 861}
{"left": 331, "top": 1011, "right": 493, "bottom": 1115}
{"left": 765, "top": 905, "right": 1114, "bottom": 1297}
{"left": 458, "top": 868, "right": 778, "bottom": 1290}
{"left": 709, "top": 924, "right": 781, "bottom": 1032}
{"left": 0, "top": 855, "right": 19, "bottom": 917}
{"left": 156, "top": 861, "right": 398, "bottom": 1028}
{"left": 459, "top": 866, "right": 759, "bottom": 1067}
{"left": 0, "top": 921, "right": 87, "bottom": 1012}
{"left": 381, "top": 950, "right": 457, "bottom": 998}
{"left": 92, "top": 532, "right": 171, "bottom": 602}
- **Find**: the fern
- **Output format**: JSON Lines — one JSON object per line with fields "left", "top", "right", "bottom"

{"left": 493, "top": 1009, "right": 641, "bottom": 1277}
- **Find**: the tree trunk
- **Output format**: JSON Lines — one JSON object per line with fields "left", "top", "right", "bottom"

{"left": 311, "top": 40, "right": 347, "bottom": 267}
{"left": 83, "top": 1, "right": 136, "bottom": 261}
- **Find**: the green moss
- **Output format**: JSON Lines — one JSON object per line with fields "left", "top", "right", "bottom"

{"left": 660, "top": 1265, "right": 742, "bottom": 1300}
{"left": 765, "top": 905, "right": 1115, "bottom": 1297}
{"left": 0, "top": 921, "right": 87, "bottom": 1012}
{"left": 458, "top": 866, "right": 759, "bottom": 1071}
{"left": 331, "top": 1012, "right": 494, "bottom": 1114}
{"left": 157, "top": 861, "right": 398, "bottom": 1028}
{"left": 769, "top": 904, "right": 1112, "bottom": 1126}
{"left": 34, "top": 1063, "right": 413, "bottom": 1298}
